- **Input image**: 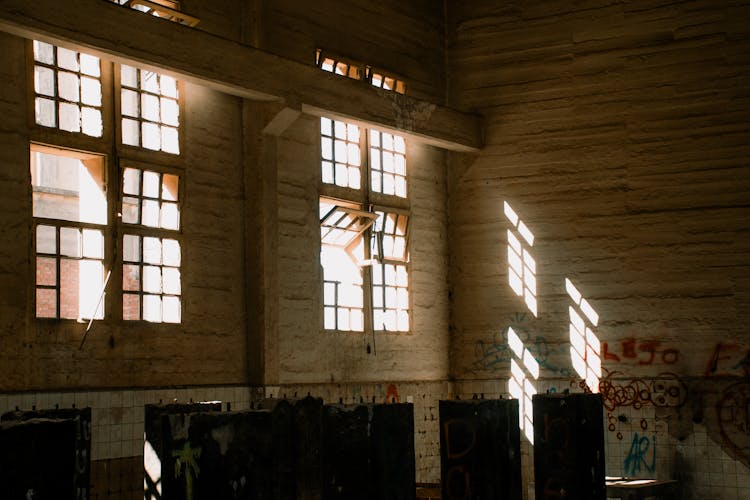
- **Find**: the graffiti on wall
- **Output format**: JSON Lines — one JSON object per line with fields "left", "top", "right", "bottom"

{"left": 705, "top": 343, "right": 750, "bottom": 377}
{"left": 598, "top": 371, "right": 687, "bottom": 413}
{"left": 623, "top": 432, "right": 657, "bottom": 477}
{"left": 716, "top": 381, "right": 750, "bottom": 469}
{"left": 472, "top": 313, "right": 572, "bottom": 377}
{"left": 601, "top": 338, "right": 679, "bottom": 366}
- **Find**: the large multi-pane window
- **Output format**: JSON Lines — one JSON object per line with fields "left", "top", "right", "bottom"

{"left": 319, "top": 117, "right": 410, "bottom": 333}
{"left": 30, "top": 40, "right": 184, "bottom": 324}
{"left": 32, "top": 41, "right": 103, "bottom": 137}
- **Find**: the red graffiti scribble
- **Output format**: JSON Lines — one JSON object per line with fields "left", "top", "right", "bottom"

{"left": 385, "top": 383, "right": 400, "bottom": 403}
{"left": 601, "top": 339, "right": 679, "bottom": 365}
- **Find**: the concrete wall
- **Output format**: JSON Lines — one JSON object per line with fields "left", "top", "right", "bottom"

{"left": 447, "top": 1, "right": 750, "bottom": 498}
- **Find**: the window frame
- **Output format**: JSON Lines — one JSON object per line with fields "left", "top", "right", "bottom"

{"left": 319, "top": 117, "right": 412, "bottom": 335}
{"left": 27, "top": 41, "right": 187, "bottom": 325}
{"left": 118, "top": 160, "right": 184, "bottom": 324}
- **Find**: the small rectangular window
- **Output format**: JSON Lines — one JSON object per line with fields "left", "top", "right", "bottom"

{"left": 120, "top": 65, "right": 180, "bottom": 154}
{"left": 369, "top": 130, "right": 407, "bottom": 198}
{"left": 33, "top": 41, "right": 103, "bottom": 137}
{"left": 121, "top": 165, "right": 182, "bottom": 323}
{"left": 32, "top": 145, "right": 107, "bottom": 320}
{"left": 371, "top": 210, "right": 409, "bottom": 332}
{"left": 320, "top": 117, "right": 361, "bottom": 189}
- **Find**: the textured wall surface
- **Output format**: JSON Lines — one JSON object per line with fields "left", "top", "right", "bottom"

{"left": 447, "top": 1, "right": 750, "bottom": 498}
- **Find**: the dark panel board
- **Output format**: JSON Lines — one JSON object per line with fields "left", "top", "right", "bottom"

{"left": 0, "top": 418, "right": 78, "bottom": 499}
{"left": 532, "top": 393, "right": 606, "bottom": 500}
{"left": 439, "top": 399, "right": 522, "bottom": 500}
{"left": 2, "top": 407, "right": 91, "bottom": 500}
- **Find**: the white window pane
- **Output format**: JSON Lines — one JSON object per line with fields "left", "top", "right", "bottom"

{"left": 123, "top": 168, "right": 141, "bottom": 195}
{"left": 395, "top": 176, "right": 407, "bottom": 198}
{"left": 142, "top": 170, "right": 159, "bottom": 198}
{"left": 141, "top": 93, "right": 160, "bottom": 122}
{"left": 81, "top": 107, "right": 103, "bottom": 137}
{"left": 347, "top": 124, "right": 359, "bottom": 142}
{"left": 371, "top": 172, "right": 381, "bottom": 193}
{"left": 121, "top": 65, "right": 138, "bottom": 88}
{"left": 57, "top": 47, "right": 79, "bottom": 72}
{"left": 162, "top": 239, "right": 181, "bottom": 267}
{"left": 35, "top": 97, "right": 56, "bottom": 127}
{"left": 335, "top": 164, "right": 348, "bottom": 187}
{"left": 372, "top": 264, "right": 383, "bottom": 285}
{"left": 81, "top": 77, "right": 101, "bottom": 106}
{"left": 370, "top": 148, "right": 381, "bottom": 170}
{"left": 122, "top": 196, "right": 140, "bottom": 224}
{"left": 337, "top": 308, "right": 350, "bottom": 331}
{"left": 396, "top": 266, "right": 408, "bottom": 287}
{"left": 142, "top": 199, "right": 160, "bottom": 227}
{"left": 394, "top": 136, "right": 406, "bottom": 154}
{"left": 58, "top": 72, "right": 80, "bottom": 102}
{"left": 79, "top": 259, "right": 105, "bottom": 319}
{"left": 322, "top": 161, "right": 334, "bottom": 183}
{"left": 395, "top": 154, "right": 406, "bottom": 175}
{"left": 383, "top": 310, "right": 396, "bottom": 330}
{"left": 143, "top": 237, "right": 162, "bottom": 264}
{"left": 385, "top": 286, "right": 397, "bottom": 307}
{"left": 161, "top": 126, "right": 179, "bottom": 154}
{"left": 383, "top": 173, "right": 395, "bottom": 195}
{"left": 161, "top": 202, "right": 180, "bottom": 230}
{"left": 82, "top": 229, "right": 104, "bottom": 259}
{"left": 160, "top": 75, "right": 178, "bottom": 98}
{"left": 398, "top": 310, "right": 409, "bottom": 331}
{"left": 347, "top": 143, "right": 360, "bottom": 166}
{"left": 60, "top": 227, "right": 82, "bottom": 257}
{"left": 348, "top": 167, "right": 360, "bottom": 190}
{"left": 33, "top": 41, "right": 54, "bottom": 64}
{"left": 398, "top": 288, "right": 409, "bottom": 309}
{"left": 162, "top": 296, "right": 181, "bottom": 323}
{"left": 374, "top": 309, "right": 384, "bottom": 330}
{"left": 370, "top": 130, "right": 379, "bottom": 147}
{"left": 321, "top": 137, "right": 333, "bottom": 160}
{"left": 351, "top": 309, "right": 364, "bottom": 331}
{"left": 37, "top": 225, "right": 57, "bottom": 254}
{"left": 334, "top": 140, "right": 347, "bottom": 163}
{"left": 324, "top": 282, "right": 336, "bottom": 305}
{"left": 123, "top": 234, "right": 140, "bottom": 262}
{"left": 59, "top": 102, "right": 80, "bottom": 132}
{"left": 373, "top": 286, "right": 383, "bottom": 308}
{"left": 320, "top": 117, "right": 332, "bottom": 136}
{"left": 383, "top": 133, "right": 394, "bottom": 150}
{"left": 382, "top": 152, "right": 394, "bottom": 173}
{"left": 162, "top": 268, "right": 181, "bottom": 295}
{"left": 141, "top": 71, "right": 160, "bottom": 93}
{"left": 143, "top": 266, "right": 162, "bottom": 293}
{"left": 161, "top": 98, "right": 179, "bottom": 126}
{"left": 34, "top": 66, "right": 55, "bottom": 96}
{"left": 143, "top": 294, "right": 162, "bottom": 322}
{"left": 142, "top": 122, "right": 161, "bottom": 150}
{"left": 163, "top": 174, "right": 179, "bottom": 201}
{"left": 80, "top": 53, "right": 100, "bottom": 77}
{"left": 385, "top": 264, "right": 397, "bottom": 285}
{"left": 121, "top": 89, "right": 138, "bottom": 117}
{"left": 324, "top": 307, "right": 336, "bottom": 329}
{"left": 122, "top": 118, "right": 139, "bottom": 146}
{"left": 334, "top": 120, "right": 346, "bottom": 139}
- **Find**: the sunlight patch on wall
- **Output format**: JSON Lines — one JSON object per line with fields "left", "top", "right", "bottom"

{"left": 504, "top": 201, "right": 537, "bottom": 317}
{"left": 566, "top": 278, "right": 601, "bottom": 393}
{"left": 507, "top": 326, "right": 539, "bottom": 444}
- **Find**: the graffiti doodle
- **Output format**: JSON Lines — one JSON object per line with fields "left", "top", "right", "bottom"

{"left": 716, "top": 381, "right": 750, "bottom": 469}
{"left": 602, "top": 339, "right": 679, "bottom": 365}
{"left": 598, "top": 371, "right": 687, "bottom": 412}
{"left": 623, "top": 432, "right": 656, "bottom": 477}
{"left": 173, "top": 442, "right": 202, "bottom": 500}
{"left": 706, "top": 343, "right": 750, "bottom": 377}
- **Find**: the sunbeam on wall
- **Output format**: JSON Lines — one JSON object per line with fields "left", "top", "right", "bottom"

{"left": 507, "top": 326, "right": 539, "bottom": 444}
{"left": 565, "top": 278, "right": 601, "bottom": 393}
{"left": 504, "top": 202, "right": 537, "bottom": 317}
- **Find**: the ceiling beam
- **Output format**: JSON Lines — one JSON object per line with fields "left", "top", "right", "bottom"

{"left": 0, "top": 0, "right": 482, "bottom": 152}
